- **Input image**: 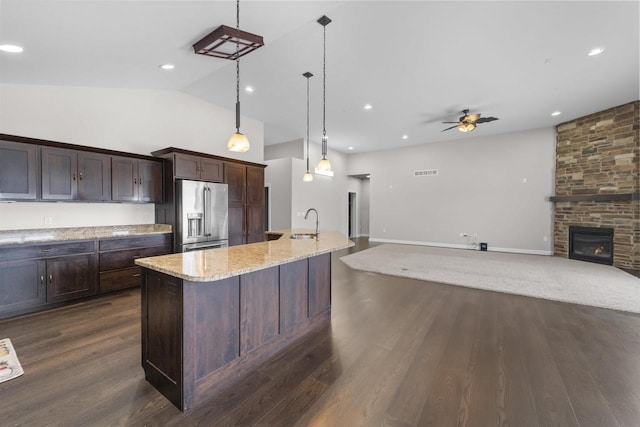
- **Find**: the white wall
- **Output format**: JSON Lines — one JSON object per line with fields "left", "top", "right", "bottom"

{"left": 264, "top": 158, "right": 292, "bottom": 231}
{"left": 264, "top": 139, "right": 304, "bottom": 161}
{"left": 0, "top": 83, "right": 265, "bottom": 230}
{"left": 348, "top": 127, "right": 556, "bottom": 254}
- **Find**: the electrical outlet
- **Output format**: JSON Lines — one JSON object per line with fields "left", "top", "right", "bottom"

{"left": 543, "top": 236, "right": 549, "bottom": 242}
{"left": 460, "top": 232, "right": 468, "bottom": 237}
{"left": 43, "top": 216, "right": 53, "bottom": 225}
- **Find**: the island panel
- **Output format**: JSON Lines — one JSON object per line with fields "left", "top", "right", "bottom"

{"left": 279, "top": 259, "right": 309, "bottom": 332}
{"left": 240, "top": 267, "right": 280, "bottom": 355}
{"left": 309, "top": 253, "right": 331, "bottom": 317}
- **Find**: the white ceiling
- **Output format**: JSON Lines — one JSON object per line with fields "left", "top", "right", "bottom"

{"left": 1, "top": 1, "right": 638, "bottom": 153}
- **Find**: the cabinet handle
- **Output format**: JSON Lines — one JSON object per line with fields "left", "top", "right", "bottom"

{"left": 133, "top": 178, "right": 137, "bottom": 185}
{"left": 40, "top": 275, "right": 44, "bottom": 285}
{"left": 79, "top": 172, "right": 83, "bottom": 180}
{"left": 132, "top": 273, "right": 141, "bottom": 277}
{"left": 48, "top": 274, "right": 53, "bottom": 284}
{"left": 40, "top": 249, "right": 51, "bottom": 253}
{"left": 72, "top": 173, "right": 77, "bottom": 181}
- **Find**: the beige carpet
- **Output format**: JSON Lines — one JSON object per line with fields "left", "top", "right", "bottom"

{"left": 340, "top": 244, "right": 640, "bottom": 313}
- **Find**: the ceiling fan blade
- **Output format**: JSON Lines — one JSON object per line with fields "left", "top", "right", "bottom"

{"left": 476, "top": 116, "right": 499, "bottom": 123}
{"left": 441, "top": 125, "right": 459, "bottom": 132}
{"left": 442, "top": 121, "right": 461, "bottom": 124}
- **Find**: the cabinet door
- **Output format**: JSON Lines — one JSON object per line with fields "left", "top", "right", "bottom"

{"left": 174, "top": 153, "right": 201, "bottom": 180}
{"left": 138, "top": 160, "right": 163, "bottom": 203}
{"left": 77, "top": 152, "right": 111, "bottom": 201}
{"left": 246, "top": 166, "right": 264, "bottom": 205}
{"left": 224, "top": 162, "right": 246, "bottom": 206}
{"left": 200, "top": 158, "right": 223, "bottom": 182}
{"left": 41, "top": 147, "right": 77, "bottom": 200}
{"left": 111, "top": 157, "right": 139, "bottom": 202}
{"left": 0, "top": 140, "right": 38, "bottom": 200}
{"left": 228, "top": 205, "right": 246, "bottom": 246}
{"left": 46, "top": 253, "right": 97, "bottom": 303}
{"left": 246, "top": 205, "right": 265, "bottom": 244}
{"left": 0, "top": 259, "right": 46, "bottom": 315}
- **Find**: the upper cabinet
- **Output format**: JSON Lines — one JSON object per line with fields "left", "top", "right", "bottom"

{"left": 112, "top": 157, "right": 163, "bottom": 203}
{"left": 0, "top": 134, "right": 162, "bottom": 204}
{"left": 174, "top": 153, "right": 223, "bottom": 182}
{"left": 0, "top": 140, "right": 38, "bottom": 200}
{"left": 41, "top": 147, "right": 111, "bottom": 201}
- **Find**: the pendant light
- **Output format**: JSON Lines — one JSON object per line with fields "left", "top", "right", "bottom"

{"left": 315, "top": 15, "right": 332, "bottom": 173}
{"left": 302, "top": 72, "right": 314, "bottom": 182}
{"left": 227, "top": 0, "right": 250, "bottom": 153}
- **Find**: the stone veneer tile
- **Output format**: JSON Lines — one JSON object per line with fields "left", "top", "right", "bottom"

{"left": 553, "top": 101, "right": 639, "bottom": 274}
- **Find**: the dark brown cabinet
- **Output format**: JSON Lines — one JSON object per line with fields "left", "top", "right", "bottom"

{"left": 0, "top": 240, "right": 97, "bottom": 317}
{"left": 0, "top": 140, "right": 38, "bottom": 200}
{"left": 41, "top": 147, "right": 111, "bottom": 201}
{"left": 174, "top": 153, "right": 223, "bottom": 182}
{"left": 112, "top": 157, "right": 163, "bottom": 203}
{"left": 0, "top": 259, "right": 46, "bottom": 315}
{"left": 98, "top": 233, "right": 171, "bottom": 293}
{"left": 224, "top": 163, "right": 265, "bottom": 246}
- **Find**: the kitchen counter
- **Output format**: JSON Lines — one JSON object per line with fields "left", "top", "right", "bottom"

{"left": 135, "top": 229, "right": 353, "bottom": 282}
{"left": 0, "top": 224, "right": 172, "bottom": 246}
{"left": 137, "top": 229, "right": 352, "bottom": 411}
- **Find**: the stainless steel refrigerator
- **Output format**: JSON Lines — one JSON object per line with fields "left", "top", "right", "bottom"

{"left": 176, "top": 180, "right": 228, "bottom": 252}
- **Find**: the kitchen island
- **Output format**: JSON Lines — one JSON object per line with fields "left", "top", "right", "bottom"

{"left": 135, "top": 230, "right": 353, "bottom": 411}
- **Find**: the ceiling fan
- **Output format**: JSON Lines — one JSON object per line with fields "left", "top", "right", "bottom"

{"left": 441, "top": 109, "right": 499, "bottom": 132}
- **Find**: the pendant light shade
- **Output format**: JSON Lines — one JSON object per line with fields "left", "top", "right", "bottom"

{"left": 227, "top": 0, "right": 250, "bottom": 153}
{"left": 315, "top": 15, "right": 332, "bottom": 174}
{"left": 303, "top": 71, "right": 314, "bottom": 182}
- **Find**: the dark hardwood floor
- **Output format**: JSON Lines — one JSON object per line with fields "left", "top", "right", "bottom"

{"left": 1, "top": 238, "right": 639, "bottom": 426}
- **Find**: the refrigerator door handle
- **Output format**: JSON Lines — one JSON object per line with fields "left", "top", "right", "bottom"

{"left": 204, "top": 187, "right": 212, "bottom": 237}
{"left": 202, "top": 186, "right": 208, "bottom": 237}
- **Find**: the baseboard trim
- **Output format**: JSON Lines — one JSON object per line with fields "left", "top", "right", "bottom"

{"left": 368, "top": 238, "right": 553, "bottom": 256}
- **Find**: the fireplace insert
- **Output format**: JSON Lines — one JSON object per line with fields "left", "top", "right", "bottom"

{"left": 568, "top": 226, "right": 613, "bottom": 265}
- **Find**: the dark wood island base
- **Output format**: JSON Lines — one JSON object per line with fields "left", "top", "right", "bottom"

{"left": 141, "top": 253, "right": 331, "bottom": 411}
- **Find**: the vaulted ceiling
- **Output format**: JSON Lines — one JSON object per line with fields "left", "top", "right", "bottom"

{"left": 1, "top": 1, "right": 638, "bottom": 153}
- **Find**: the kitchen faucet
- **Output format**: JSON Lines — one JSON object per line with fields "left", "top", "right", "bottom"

{"left": 304, "top": 208, "right": 319, "bottom": 236}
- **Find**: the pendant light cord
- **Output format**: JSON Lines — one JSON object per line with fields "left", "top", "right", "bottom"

{"left": 322, "top": 23, "right": 327, "bottom": 140}
{"left": 235, "top": 0, "right": 240, "bottom": 132}
{"left": 306, "top": 75, "right": 310, "bottom": 171}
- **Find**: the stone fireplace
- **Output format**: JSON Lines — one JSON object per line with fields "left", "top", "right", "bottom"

{"left": 551, "top": 101, "right": 639, "bottom": 276}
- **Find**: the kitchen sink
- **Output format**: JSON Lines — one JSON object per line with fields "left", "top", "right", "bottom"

{"left": 289, "top": 233, "right": 318, "bottom": 239}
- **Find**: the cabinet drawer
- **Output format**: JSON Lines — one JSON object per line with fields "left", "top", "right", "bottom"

{"left": 99, "top": 267, "right": 142, "bottom": 293}
{"left": 99, "top": 234, "right": 170, "bottom": 251}
{"left": 99, "top": 245, "right": 170, "bottom": 271}
{"left": 0, "top": 240, "right": 95, "bottom": 262}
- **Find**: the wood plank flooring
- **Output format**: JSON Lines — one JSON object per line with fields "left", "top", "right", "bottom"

{"left": 1, "top": 239, "right": 639, "bottom": 426}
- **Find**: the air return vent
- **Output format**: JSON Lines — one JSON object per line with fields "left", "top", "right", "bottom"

{"left": 413, "top": 169, "right": 438, "bottom": 177}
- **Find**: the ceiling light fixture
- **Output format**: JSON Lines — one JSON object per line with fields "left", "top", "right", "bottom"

{"left": 245, "top": 85, "right": 254, "bottom": 92}
{"left": 588, "top": 47, "right": 605, "bottom": 56}
{"left": 551, "top": 111, "right": 562, "bottom": 116}
{"left": 315, "top": 15, "right": 333, "bottom": 175}
{"left": 303, "top": 72, "right": 314, "bottom": 182}
{"left": 159, "top": 64, "right": 175, "bottom": 70}
{"left": 193, "top": 25, "right": 263, "bottom": 60}
{"left": 402, "top": 134, "right": 408, "bottom": 140}
{"left": 348, "top": 146, "right": 354, "bottom": 150}
{"left": 364, "top": 104, "right": 372, "bottom": 110}
{"left": 226, "top": 0, "right": 250, "bottom": 153}
{"left": 0, "top": 44, "right": 23, "bottom": 53}
{"left": 458, "top": 122, "right": 476, "bottom": 132}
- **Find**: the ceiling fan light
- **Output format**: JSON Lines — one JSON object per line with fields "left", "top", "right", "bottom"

{"left": 458, "top": 123, "right": 476, "bottom": 132}
{"left": 227, "top": 132, "right": 250, "bottom": 152}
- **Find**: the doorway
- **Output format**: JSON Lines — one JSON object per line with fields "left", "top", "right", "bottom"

{"left": 348, "top": 192, "right": 357, "bottom": 238}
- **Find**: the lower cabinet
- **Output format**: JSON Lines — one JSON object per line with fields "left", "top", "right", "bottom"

{"left": 0, "top": 240, "right": 97, "bottom": 317}
{"left": 98, "top": 234, "right": 171, "bottom": 293}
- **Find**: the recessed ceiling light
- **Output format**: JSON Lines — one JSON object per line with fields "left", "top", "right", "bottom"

{"left": 551, "top": 111, "right": 562, "bottom": 117}
{"left": 402, "top": 134, "right": 408, "bottom": 139}
{"left": 588, "top": 47, "right": 605, "bottom": 56}
{"left": 364, "top": 104, "right": 372, "bottom": 110}
{"left": 159, "top": 64, "right": 175, "bottom": 70}
{"left": 366, "top": 175, "right": 371, "bottom": 178}
{"left": 0, "top": 44, "right": 23, "bottom": 53}
{"left": 348, "top": 146, "right": 354, "bottom": 150}
{"left": 245, "top": 86, "right": 254, "bottom": 92}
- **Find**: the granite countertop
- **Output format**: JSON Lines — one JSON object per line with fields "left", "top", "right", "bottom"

{"left": 135, "top": 230, "right": 354, "bottom": 282}
{"left": 0, "top": 224, "right": 172, "bottom": 246}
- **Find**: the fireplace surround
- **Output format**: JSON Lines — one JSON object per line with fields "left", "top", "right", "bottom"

{"left": 569, "top": 226, "right": 613, "bottom": 265}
